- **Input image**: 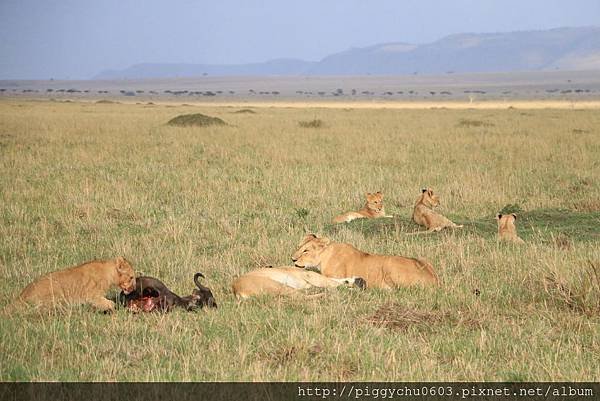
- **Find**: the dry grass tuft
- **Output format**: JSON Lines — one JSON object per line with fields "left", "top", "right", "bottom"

{"left": 544, "top": 261, "right": 600, "bottom": 316}
{"left": 365, "top": 302, "right": 483, "bottom": 332}
{"left": 457, "top": 118, "right": 495, "bottom": 128}
{"left": 552, "top": 233, "right": 572, "bottom": 250}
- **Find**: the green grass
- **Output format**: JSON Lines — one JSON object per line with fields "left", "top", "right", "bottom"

{"left": 327, "top": 209, "right": 600, "bottom": 243}
{"left": 0, "top": 99, "right": 599, "bottom": 381}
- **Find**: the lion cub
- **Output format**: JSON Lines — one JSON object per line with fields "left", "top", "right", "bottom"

{"left": 333, "top": 191, "right": 392, "bottom": 223}
{"left": 17, "top": 257, "right": 136, "bottom": 312}
{"left": 496, "top": 213, "right": 525, "bottom": 244}
{"left": 412, "top": 188, "right": 463, "bottom": 232}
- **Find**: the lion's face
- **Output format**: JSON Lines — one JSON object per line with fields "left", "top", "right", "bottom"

{"left": 116, "top": 257, "right": 136, "bottom": 294}
{"left": 291, "top": 234, "right": 331, "bottom": 270}
{"left": 366, "top": 191, "right": 384, "bottom": 212}
{"left": 420, "top": 188, "right": 440, "bottom": 208}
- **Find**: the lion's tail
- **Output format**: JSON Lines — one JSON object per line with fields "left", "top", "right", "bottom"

{"left": 415, "top": 258, "right": 440, "bottom": 286}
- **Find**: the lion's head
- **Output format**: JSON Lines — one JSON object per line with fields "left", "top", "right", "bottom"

{"left": 291, "top": 234, "right": 332, "bottom": 270}
{"left": 116, "top": 256, "right": 136, "bottom": 294}
{"left": 365, "top": 191, "right": 384, "bottom": 212}
{"left": 419, "top": 188, "right": 440, "bottom": 208}
{"left": 496, "top": 213, "right": 517, "bottom": 229}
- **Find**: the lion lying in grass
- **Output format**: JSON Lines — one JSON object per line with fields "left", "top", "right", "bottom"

{"left": 16, "top": 257, "right": 136, "bottom": 312}
{"left": 333, "top": 191, "right": 393, "bottom": 223}
{"left": 412, "top": 188, "right": 463, "bottom": 232}
{"left": 496, "top": 213, "right": 525, "bottom": 243}
{"left": 232, "top": 266, "right": 366, "bottom": 299}
{"left": 292, "top": 234, "right": 439, "bottom": 288}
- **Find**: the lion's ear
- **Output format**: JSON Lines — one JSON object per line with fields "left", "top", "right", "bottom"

{"left": 115, "top": 256, "right": 128, "bottom": 272}
{"left": 511, "top": 213, "right": 517, "bottom": 220}
{"left": 496, "top": 214, "right": 502, "bottom": 220}
{"left": 421, "top": 188, "right": 427, "bottom": 193}
{"left": 320, "top": 237, "right": 332, "bottom": 246}
{"left": 301, "top": 234, "right": 317, "bottom": 244}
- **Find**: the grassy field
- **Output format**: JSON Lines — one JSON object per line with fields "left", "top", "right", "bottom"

{"left": 0, "top": 98, "right": 598, "bottom": 381}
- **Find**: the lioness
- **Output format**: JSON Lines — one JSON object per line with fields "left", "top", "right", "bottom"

{"left": 412, "top": 188, "right": 463, "bottom": 232}
{"left": 232, "top": 266, "right": 366, "bottom": 299}
{"left": 333, "top": 191, "right": 392, "bottom": 223}
{"left": 17, "top": 257, "right": 136, "bottom": 312}
{"left": 292, "top": 234, "right": 439, "bottom": 288}
{"left": 496, "top": 213, "right": 525, "bottom": 244}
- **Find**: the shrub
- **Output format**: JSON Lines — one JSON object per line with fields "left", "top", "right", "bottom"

{"left": 298, "top": 119, "right": 324, "bottom": 128}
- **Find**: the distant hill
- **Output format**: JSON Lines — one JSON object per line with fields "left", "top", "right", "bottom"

{"left": 94, "top": 26, "right": 600, "bottom": 79}
{"left": 95, "top": 59, "right": 317, "bottom": 80}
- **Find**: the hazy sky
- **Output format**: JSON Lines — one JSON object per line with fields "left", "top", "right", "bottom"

{"left": 1, "top": 0, "right": 599, "bottom": 79}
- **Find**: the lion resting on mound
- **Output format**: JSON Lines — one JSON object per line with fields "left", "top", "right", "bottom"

{"left": 17, "top": 257, "right": 136, "bottom": 312}
{"left": 496, "top": 213, "right": 525, "bottom": 244}
{"left": 412, "top": 188, "right": 463, "bottom": 232}
{"left": 232, "top": 266, "right": 366, "bottom": 299}
{"left": 291, "top": 234, "right": 439, "bottom": 288}
{"left": 333, "top": 191, "right": 392, "bottom": 223}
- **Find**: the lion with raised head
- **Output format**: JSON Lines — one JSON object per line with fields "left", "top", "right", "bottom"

{"left": 17, "top": 257, "right": 136, "bottom": 312}
{"left": 333, "top": 191, "right": 392, "bottom": 223}
{"left": 291, "top": 234, "right": 439, "bottom": 288}
{"left": 412, "top": 188, "right": 463, "bottom": 232}
{"left": 496, "top": 213, "right": 525, "bottom": 244}
{"left": 232, "top": 266, "right": 366, "bottom": 299}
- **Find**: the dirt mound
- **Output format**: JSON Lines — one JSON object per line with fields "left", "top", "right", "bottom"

{"left": 167, "top": 113, "right": 227, "bottom": 127}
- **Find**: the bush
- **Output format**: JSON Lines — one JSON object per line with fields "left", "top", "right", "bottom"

{"left": 298, "top": 119, "right": 324, "bottom": 128}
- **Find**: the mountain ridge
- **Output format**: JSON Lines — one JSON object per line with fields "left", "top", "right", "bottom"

{"left": 94, "top": 26, "right": 600, "bottom": 79}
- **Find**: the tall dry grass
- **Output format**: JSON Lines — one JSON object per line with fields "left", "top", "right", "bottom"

{"left": 0, "top": 99, "right": 598, "bottom": 381}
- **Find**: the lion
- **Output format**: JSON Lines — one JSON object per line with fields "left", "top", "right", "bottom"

{"left": 412, "top": 188, "right": 463, "bottom": 232}
{"left": 332, "top": 191, "right": 393, "bottom": 223}
{"left": 231, "top": 266, "right": 366, "bottom": 299}
{"left": 291, "top": 234, "right": 439, "bottom": 288}
{"left": 16, "top": 257, "right": 136, "bottom": 312}
{"left": 496, "top": 213, "right": 525, "bottom": 244}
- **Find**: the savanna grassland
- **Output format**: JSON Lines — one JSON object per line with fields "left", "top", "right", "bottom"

{"left": 0, "top": 98, "right": 599, "bottom": 381}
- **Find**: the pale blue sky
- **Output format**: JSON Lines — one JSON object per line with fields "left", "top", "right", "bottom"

{"left": 1, "top": 0, "right": 599, "bottom": 79}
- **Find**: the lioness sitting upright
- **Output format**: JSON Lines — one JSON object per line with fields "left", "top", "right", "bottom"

{"left": 292, "top": 234, "right": 439, "bottom": 288}
{"left": 333, "top": 191, "right": 392, "bottom": 223}
{"left": 232, "top": 266, "right": 366, "bottom": 299}
{"left": 496, "top": 213, "right": 525, "bottom": 244}
{"left": 412, "top": 188, "right": 463, "bottom": 232}
{"left": 17, "top": 257, "right": 136, "bottom": 312}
